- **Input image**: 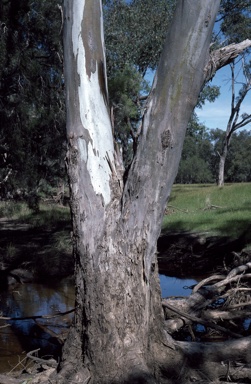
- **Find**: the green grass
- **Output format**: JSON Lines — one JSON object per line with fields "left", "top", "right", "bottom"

{"left": 162, "top": 183, "right": 251, "bottom": 242}
{"left": 0, "top": 200, "right": 29, "bottom": 218}
{"left": 0, "top": 200, "right": 70, "bottom": 229}
{"left": 20, "top": 204, "right": 70, "bottom": 229}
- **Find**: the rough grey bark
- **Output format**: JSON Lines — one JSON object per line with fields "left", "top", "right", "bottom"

{"left": 55, "top": 1, "right": 248, "bottom": 383}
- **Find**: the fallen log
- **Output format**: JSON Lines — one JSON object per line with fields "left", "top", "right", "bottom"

{"left": 163, "top": 300, "right": 242, "bottom": 338}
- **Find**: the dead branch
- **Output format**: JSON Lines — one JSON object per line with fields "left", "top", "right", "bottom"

{"left": 192, "top": 274, "right": 225, "bottom": 293}
{"left": 204, "top": 39, "right": 251, "bottom": 82}
{"left": 0, "top": 323, "right": 11, "bottom": 329}
{"left": 166, "top": 205, "right": 188, "bottom": 213}
{"left": 226, "top": 301, "right": 251, "bottom": 310}
{"left": 227, "top": 262, "right": 251, "bottom": 279}
{"left": 163, "top": 260, "right": 251, "bottom": 341}
{"left": 26, "top": 348, "right": 58, "bottom": 368}
{"left": 163, "top": 300, "right": 242, "bottom": 338}
{"left": 203, "top": 308, "right": 251, "bottom": 321}
{"left": 214, "top": 273, "right": 251, "bottom": 290}
{"left": 202, "top": 204, "right": 223, "bottom": 210}
{"left": 0, "top": 307, "right": 75, "bottom": 322}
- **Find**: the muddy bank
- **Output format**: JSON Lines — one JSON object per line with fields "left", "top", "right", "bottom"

{"left": 0, "top": 219, "right": 73, "bottom": 287}
{"left": 157, "top": 231, "right": 251, "bottom": 277}
{"left": 0, "top": 216, "right": 250, "bottom": 286}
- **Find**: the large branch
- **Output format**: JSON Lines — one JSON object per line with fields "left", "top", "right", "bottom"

{"left": 204, "top": 39, "right": 251, "bottom": 82}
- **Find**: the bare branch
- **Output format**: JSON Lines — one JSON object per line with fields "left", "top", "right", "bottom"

{"left": 204, "top": 39, "right": 251, "bottom": 82}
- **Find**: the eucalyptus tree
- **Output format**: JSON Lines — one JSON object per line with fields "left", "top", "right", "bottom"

{"left": 211, "top": 128, "right": 251, "bottom": 183}
{"left": 55, "top": 1, "right": 251, "bottom": 383}
{"left": 226, "top": 129, "right": 251, "bottom": 182}
{"left": 211, "top": 0, "right": 251, "bottom": 186}
{"left": 217, "top": 59, "right": 251, "bottom": 186}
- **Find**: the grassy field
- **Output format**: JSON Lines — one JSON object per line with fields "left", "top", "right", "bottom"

{"left": 162, "top": 183, "right": 251, "bottom": 244}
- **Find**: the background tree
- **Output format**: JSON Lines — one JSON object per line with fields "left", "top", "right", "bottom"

{"left": 104, "top": 0, "right": 176, "bottom": 77}
{"left": 176, "top": 115, "right": 214, "bottom": 184}
{"left": 217, "top": 59, "right": 251, "bottom": 186}
{"left": 211, "top": 128, "right": 251, "bottom": 183}
{"left": 208, "top": 0, "right": 251, "bottom": 186}
{"left": 0, "top": 0, "right": 65, "bottom": 198}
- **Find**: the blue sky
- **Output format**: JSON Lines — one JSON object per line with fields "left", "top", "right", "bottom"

{"left": 196, "top": 62, "right": 251, "bottom": 131}
{"left": 145, "top": 59, "right": 251, "bottom": 132}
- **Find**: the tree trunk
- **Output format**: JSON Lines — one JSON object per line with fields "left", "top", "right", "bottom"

{"left": 218, "top": 150, "right": 227, "bottom": 187}
{"left": 58, "top": 1, "right": 222, "bottom": 383}
{"left": 217, "top": 59, "right": 251, "bottom": 187}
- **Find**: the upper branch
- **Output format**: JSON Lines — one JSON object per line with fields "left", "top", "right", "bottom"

{"left": 204, "top": 39, "right": 251, "bottom": 83}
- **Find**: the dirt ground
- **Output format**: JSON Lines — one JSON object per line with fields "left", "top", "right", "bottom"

{"left": 158, "top": 230, "right": 251, "bottom": 277}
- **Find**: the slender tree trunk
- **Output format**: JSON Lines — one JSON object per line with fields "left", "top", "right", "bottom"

{"left": 58, "top": 1, "right": 221, "bottom": 383}
{"left": 217, "top": 60, "right": 251, "bottom": 187}
{"left": 218, "top": 146, "right": 228, "bottom": 187}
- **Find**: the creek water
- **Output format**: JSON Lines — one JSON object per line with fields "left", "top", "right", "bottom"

{"left": 0, "top": 274, "right": 197, "bottom": 373}
{"left": 0, "top": 278, "right": 75, "bottom": 373}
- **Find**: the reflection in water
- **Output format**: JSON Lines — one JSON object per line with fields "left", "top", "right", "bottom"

{"left": 159, "top": 275, "right": 197, "bottom": 298}
{"left": 0, "top": 278, "right": 75, "bottom": 373}
{"left": 0, "top": 275, "right": 197, "bottom": 373}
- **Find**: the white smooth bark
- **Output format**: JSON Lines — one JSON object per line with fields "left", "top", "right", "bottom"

{"left": 65, "top": 0, "right": 115, "bottom": 206}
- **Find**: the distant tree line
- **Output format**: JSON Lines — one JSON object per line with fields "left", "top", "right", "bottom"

{"left": 176, "top": 116, "right": 251, "bottom": 184}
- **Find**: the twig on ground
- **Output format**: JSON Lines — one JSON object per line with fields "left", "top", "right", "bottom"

{"left": 27, "top": 348, "right": 58, "bottom": 368}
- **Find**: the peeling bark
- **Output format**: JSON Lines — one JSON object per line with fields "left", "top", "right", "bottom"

{"left": 204, "top": 39, "right": 251, "bottom": 82}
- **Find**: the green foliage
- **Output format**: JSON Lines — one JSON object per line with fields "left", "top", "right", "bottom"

{"left": 109, "top": 65, "right": 149, "bottom": 165}
{"left": 177, "top": 116, "right": 251, "bottom": 185}
{"left": 0, "top": 201, "right": 26, "bottom": 218}
{"left": 210, "top": 129, "right": 251, "bottom": 183}
{"left": 17, "top": 203, "right": 70, "bottom": 228}
{"left": 219, "top": 0, "right": 251, "bottom": 42}
{"left": 163, "top": 183, "right": 251, "bottom": 243}
{"left": 197, "top": 85, "right": 220, "bottom": 108}
{"left": 0, "top": 0, "right": 65, "bottom": 198}
{"left": 104, "top": 0, "right": 175, "bottom": 164}
{"left": 104, "top": 0, "right": 176, "bottom": 76}
{"left": 226, "top": 130, "right": 251, "bottom": 182}
{"left": 176, "top": 116, "right": 214, "bottom": 184}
